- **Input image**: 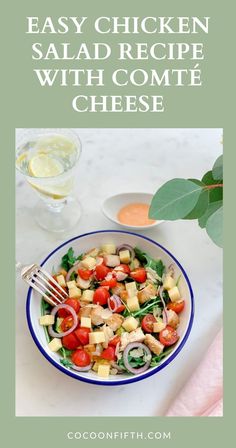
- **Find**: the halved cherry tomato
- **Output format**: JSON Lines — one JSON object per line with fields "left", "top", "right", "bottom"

{"left": 100, "top": 277, "right": 117, "bottom": 288}
{"left": 74, "top": 327, "right": 90, "bottom": 345}
{"left": 116, "top": 305, "right": 125, "bottom": 313}
{"left": 159, "top": 325, "right": 179, "bottom": 346}
{"left": 95, "top": 264, "right": 110, "bottom": 280}
{"left": 116, "top": 264, "right": 131, "bottom": 275}
{"left": 62, "top": 332, "right": 79, "bottom": 350}
{"left": 61, "top": 316, "right": 74, "bottom": 332}
{"left": 71, "top": 349, "right": 91, "bottom": 367}
{"left": 167, "top": 300, "right": 185, "bottom": 314}
{"left": 130, "top": 267, "right": 147, "bottom": 283}
{"left": 58, "top": 298, "right": 80, "bottom": 318}
{"left": 77, "top": 269, "right": 93, "bottom": 280}
{"left": 101, "top": 346, "right": 116, "bottom": 361}
{"left": 108, "top": 335, "right": 121, "bottom": 347}
{"left": 93, "top": 287, "right": 110, "bottom": 305}
{"left": 141, "top": 314, "right": 157, "bottom": 333}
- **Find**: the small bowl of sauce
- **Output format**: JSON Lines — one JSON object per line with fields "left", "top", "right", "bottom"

{"left": 102, "top": 193, "right": 162, "bottom": 230}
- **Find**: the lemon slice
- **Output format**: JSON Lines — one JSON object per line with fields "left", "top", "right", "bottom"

{"left": 29, "top": 154, "right": 64, "bottom": 178}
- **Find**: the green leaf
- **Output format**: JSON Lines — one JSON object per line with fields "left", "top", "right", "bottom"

{"left": 202, "top": 171, "right": 223, "bottom": 203}
{"left": 212, "top": 155, "right": 223, "bottom": 180}
{"left": 198, "top": 200, "right": 222, "bottom": 228}
{"left": 60, "top": 358, "right": 73, "bottom": 368}
{"left": 183, "top": 189, "right": 209, "bottom": 220}
{"left": 149, "top": 179, "right": 203, "bottom": 220}
{"left": 134, "top": 247, "right": 165, "bottom": 277}
{"left": 206, "top": 206, "right": 223, "bottom": 247}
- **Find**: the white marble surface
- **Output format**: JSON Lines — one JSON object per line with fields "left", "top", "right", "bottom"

{"left": 15, "top": 128, "right": 223, "bottom": 416}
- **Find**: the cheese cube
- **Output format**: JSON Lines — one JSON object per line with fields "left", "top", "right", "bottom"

{"left": 119, "top": 249, "right": 131, "bottom": 264}
{"left": 39, "top": 315, "right": 55, "bottom": 326}
{"left": 56, "top": 274, "right": 66, "bottom": 287}
{"left": 163, "top": 275, "right": 176, "bottom": 290}
{"left": 127, "top": 296, "right": 140, "bottom": 312}
{"left": 69, "top": 287, "right": 81, "bottom": 299}
{"left": 81, "top": 317, "right": 92, "bottom": 328}
{"left": 48, "top": 338, "right": 62, "bottom": 352}
{"left": 81, "top": 256, "right": 96, "bottom": 270}
{"left": 89, "top": 331, "right": 105, "bottom": 344}
{"left": 98, "top": 364, "right": 110, "bottom": 378}
{"left": 153, "top": 318, "right": 166, "bottom": 333}
{"left": 122, "top": 316, "right": 138, "bottom": 332}
{"left": 66, "top": 280, "right": 77, "bottom": 289}
{"left": 82, "top": 289, "right": 94, "bottom": 303}
{"left": 168, "top": 286, "right": 181, "bottom": 303}
{"left": 125, "top": 282, "right": 137, "bottom": 298}
{"left": 101, "top": 243, "right": 116, "bottom": 254}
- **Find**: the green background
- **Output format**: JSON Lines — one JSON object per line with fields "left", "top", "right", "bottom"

{"left": 1, "top": 0, "right": 232, "bottom": 446}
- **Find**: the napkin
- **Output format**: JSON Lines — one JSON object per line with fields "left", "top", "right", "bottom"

{"left": 165, "top": 329, "right": 223, "bottom": 416}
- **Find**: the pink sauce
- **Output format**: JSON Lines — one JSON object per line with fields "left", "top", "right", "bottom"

{"left": 117, "top": 203, "right": 156, "bottom": 226}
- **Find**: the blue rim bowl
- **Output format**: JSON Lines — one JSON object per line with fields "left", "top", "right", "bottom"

{"left": 26, "top": 230, "right": 194, "bottom": 386}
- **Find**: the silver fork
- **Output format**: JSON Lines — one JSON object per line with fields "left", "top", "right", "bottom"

{"left": 16, "top": 262, "right": 68, "bottom": 307}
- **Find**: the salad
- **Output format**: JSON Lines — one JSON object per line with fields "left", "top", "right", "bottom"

{"left": 39, "top": 243, "right": 185, "bottom": 378}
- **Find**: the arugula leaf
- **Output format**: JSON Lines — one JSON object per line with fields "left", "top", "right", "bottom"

{"left": 150, "top": 348, "right": 173, "bottom": 366}
{"left": 134, "top": 247, "right": 165, "bottom": 277}
{"left": 69, "top": 271, "right": 77, "bottom": 281}
{"left": 60, "top": 347, "right": 73, "bottom": 358}
{"left": 128, "top": 355, "right": 146, "bottom": 368}
{"left": 60, "top": 358, "right": 73, "bottom": 368}
{"left": 40, "top": 299, "right": 51, "bottom": 343}
{"left": 132, "top": 297, "right": 162, "bottom": 318}
{"left": 61, "top": 247, "right": 83, "bottom": 271}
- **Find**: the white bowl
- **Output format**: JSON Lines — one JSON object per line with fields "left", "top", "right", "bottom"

{"left": 26, "top": 230, "right": 194, "bottom": 386}
{"left": 102, "top": 192, "right": 162, "bottom": 230}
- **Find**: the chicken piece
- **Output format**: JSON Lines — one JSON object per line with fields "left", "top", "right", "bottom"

{"left": 105, "top": 313, "right": 124, "bottom": 331}
{"left": 120, "top": 327, "right": 145, "bottom": 350}
{"left": 78, "top": 305, "right": 93, "bottom": 319}
{"left": 166, "top": 309, "right": 179, "bottom": 329}
{"left": 144, "top": 334, "right": 164, "bottom": 355}
{"left": 90, "top": 305, "right": 106, "bottom": 326}
{"left": 111, "top": 282, "right": 125, "bottom": 296}
{"left": 76, "top": 275, "right": 91, "bottom": 289}
{"left": 138, "top": 283, "right": 157, "bottom": 304}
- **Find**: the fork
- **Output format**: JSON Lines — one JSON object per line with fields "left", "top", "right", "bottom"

{"left": 16, "top": 262, "right": 68, "bottom": 307}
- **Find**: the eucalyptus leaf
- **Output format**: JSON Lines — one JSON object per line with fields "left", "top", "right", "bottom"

{"left": 206, "top": 206, "right": 223, "bottom": 247}
{"left": 184, "top": 188, "right": 209, "bottom": 220}
{"left": 212, "top": 155, "right": 223, "bottom": 180}
{"left": 198, "top": 200, "right": 222, "bottom": 228}
{"left": 202, "top": 170, "right": 223, "bottom": 203}
{"left": 149, "top": 179, "right": 203, "bottom": 220}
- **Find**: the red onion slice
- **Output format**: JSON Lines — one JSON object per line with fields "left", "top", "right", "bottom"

{"left": 159, "top": 286, "right": 168, "bottom": 326}
{"left": 116, "top": 244, "right": 135, "bottom": 259}
{"left": 108, "top": 295, "right": 122, "bottom": 312}
{"left": 123, "top": 342, "right": 152, "bottom": 374}
{"left": 65, "top": 262, "right": 81, "bottom": 282}
{"left": 71, "top": 362, "right": 92, "bottom": 372}
{"left": 48, "top": 304, "right": 78, "bottom": 338}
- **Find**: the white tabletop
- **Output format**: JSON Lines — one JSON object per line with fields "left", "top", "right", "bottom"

{"left": 16, "top": 128, "right": 223, "bottom": 416}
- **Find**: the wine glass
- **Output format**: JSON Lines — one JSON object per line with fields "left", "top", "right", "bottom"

{"left": 16, "top": 128, "right": 82, "bottom": 232}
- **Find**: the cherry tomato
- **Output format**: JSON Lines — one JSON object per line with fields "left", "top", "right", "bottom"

{"left": 71, "top": 349, "right": 91, "bottom": 367}
{"left": 100, "top": 277, "right": 117, "bottom": 288}
{"left": 141, "top": 314, "right": 157, "bottom": 333}
{"left": 116, "top": 305, "right": 125, "bottom": 313}
{"left": 58, "top": 298, "right": 80, "bottom": 318}
{"left": 95, "top": 264, "right": 110, "bottom": 280}
{"left": 159, "top": 325, "right": 179, "bottom": 346}
{"left": 108, "top": 335, "right": 121, "bottom": 347}
{"left": 93, "top": 287, "right": 110, "bottom": 305}
{"left": 61, "top": 316, "right": 74, "bottom": 332}
{"left": 167, "top": 300, "right": 185, "bottom": 314}
{"left": 130, "top": 267, "right": 147, "bottom": 283}
{"left": 101, "top": 346, "right": 116, "bottom": 361}
{"left": 50, "top": 275, "right": 67, "bottom": 300}
{"left": 78, "top": 269, "right": 93, "bottom": 280}
{"left": 62, "top": 332, "right": 79, "bottom": 350}
{"left": 74, "top": 327, "right": 90, "bottom": 345}
{"left": 116, "top": 264, "right": 131, "bottom": 275}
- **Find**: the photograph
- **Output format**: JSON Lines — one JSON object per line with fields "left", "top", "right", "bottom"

{"left": 15, "top": 128, "right": 223, "bottom": 417}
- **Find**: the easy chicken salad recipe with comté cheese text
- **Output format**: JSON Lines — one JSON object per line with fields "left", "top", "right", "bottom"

{"left": 39, "top": 243, "right": 185, "bottom": 378}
